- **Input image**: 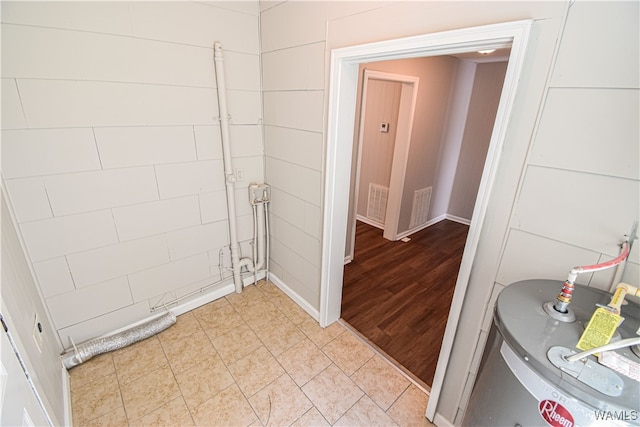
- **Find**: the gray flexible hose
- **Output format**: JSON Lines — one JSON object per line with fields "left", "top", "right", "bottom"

{"left": 61, "top": 311, "right": 176, "bottom": 369}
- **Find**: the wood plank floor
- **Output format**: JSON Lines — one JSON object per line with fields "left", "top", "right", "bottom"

{"left": 341, "top": 220, "right": 469, "bottom": 388}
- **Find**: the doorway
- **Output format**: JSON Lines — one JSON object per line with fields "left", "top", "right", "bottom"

{"left": 348, "top": 69, "right": 419, "bottom": 259}
{"left": 342, "top": 219, "right": 469, "bottom": 387}
{"left": 343, "top": 55, "right": 508, "bottom": 388}
{"left": 320, "top": 20, "right": 532, "bottom": 420}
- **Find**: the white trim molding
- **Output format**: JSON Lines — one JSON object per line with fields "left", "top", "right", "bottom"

{"left": 320, "top": 20, "right": 532, "bottom": 423}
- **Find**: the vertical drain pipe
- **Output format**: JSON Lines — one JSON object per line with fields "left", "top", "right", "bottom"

{"left": 239, "top": 185, "right": 270, "bottom": 283}
{"left": 214, "top": 42, "right": 243, "bottom": 293}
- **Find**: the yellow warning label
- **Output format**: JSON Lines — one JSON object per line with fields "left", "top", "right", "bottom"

{"left": 576, "top": 307, "right": 623, "bottom": 351}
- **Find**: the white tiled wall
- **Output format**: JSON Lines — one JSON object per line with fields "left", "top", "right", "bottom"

{"left": 2, "top": 128, "right": 101, "bottom": 178}
{"left": 263, "top": 91, "right": 325, "bottom": 131}
{"left": 262, "top": 42, "right": 325, "bottom": 90}
{"left": 475, "top": 1, "right": 639, "bottom": 423}
{"left": 32, "top": 257, "right": 76, "bottom": 299}
{"left": 261, "top": 1, "right": 327, "bottom": 308}
{"left": 94, "top": 126, "right": 198, "bottom": 168}
{"left": 1, "top": 78, "right": 26, "bottom": 128}
{"left": 5, "top": 177, "right": 53, "bottom": 222}
{"left": 266, "top": 157, "right": 322, "bottom": 205}
{"left": 46, "top": 277, "right": 133, "bottom": 329}
{"left": 1, "top": 192, "right": 67, "bottom": 426}
{"left": 128, "top": 253, "right": 211, "bottom": 303}
{"left": 260, "top": 1, "right": 327, "bottom": 52}
{"left": 44, "top": 167, "right": 159, "bottom": 216}
{"left": 19, "top": 211, "right": 119, "bottom": 262}
{"left": 529, "top": 88, "right": 639, "bottom": 180}
{"left": 66, "top": 235, "right": 170, "bottom": 289}
{"left": 1, "top": 24, "right": 216, "bottom": 87}
{"left": 0, "top": 0, "right": 262, "bottom": 345}
{"left": 264, "top": 126, "right": 323, "bottom": 171}
{"left": 166, "top": 221, "right": 230, "bottom": 261}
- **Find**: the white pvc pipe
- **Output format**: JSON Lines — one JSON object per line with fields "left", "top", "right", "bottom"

{"left": 240, "top": 202, "right": 265, "bottom": 274}
{"left": 214, "top": 42, "right": 243, "bottom": 294}
{"left": 265, "top": 202, "right": 270, "bottom": 281}
{"left": 252, "top": 204, "right": 258, "bottom": 284}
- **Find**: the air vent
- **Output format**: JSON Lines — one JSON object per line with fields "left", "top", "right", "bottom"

{"left": 409, "top": 186, "right": 431, "bottom": 229}
{"left": 366, "top": 183, "right": 388, "bottom": 225}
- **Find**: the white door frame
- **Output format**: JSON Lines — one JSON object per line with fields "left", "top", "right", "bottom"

{"left": 320, "top": 20, "right": 532, "bottom": 421}
{"left": 349, "top": 70, "right": 419, "bottom": 260}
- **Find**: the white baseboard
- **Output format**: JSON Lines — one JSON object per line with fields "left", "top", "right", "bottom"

{"left": 396, "top": 214, "right": 446, "bottom": 240}
{"left": 393, "top": 214, "right": 471, "bottom": 241}
{"left": 86, "top": 272, "right": 267, "bottom": 344}
{"left": 445, "top": 214, "right": 471, "bottom": 226}
{"left": 267, "top": 272, "right": 320, "bottom": 322}
{"left": 355, "top": 214, "right": 384, "bottom": 230}
{"left": 62, "top": 365, "right": 72, "bottom": 426}
{"left": 433, "top": 413, "right": 455, "bottom": 427}
{"left": 171, "top": 283, "right": 235, "bottom": 316}
{"left": 344, "top": 255, "right": 353, "bottom": 264}
{"left": 431, "top": 213, "right": 448, "bottom": 223}
{"left": 172, "top": 271, "right": 267, "bottom": 315}
{"left": 66, "top": 269, "right": 322, "bottom": 361}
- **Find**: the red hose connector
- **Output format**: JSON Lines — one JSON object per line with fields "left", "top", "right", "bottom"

{"left": 553, "top": 240, "right": 631, "bottom": 314}
{"left": 554, "top": 280, "right": 575, "bottom": 313}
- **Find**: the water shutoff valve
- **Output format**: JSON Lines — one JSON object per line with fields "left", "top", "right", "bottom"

{"left": 249, "top": 183, "right": 271, "bottom": 205}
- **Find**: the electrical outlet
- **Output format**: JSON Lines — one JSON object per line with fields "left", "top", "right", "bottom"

{"left": 32, "top": 314, "right": 43, "bottom": 353}
{"left": 235, "top": 168, "right": 244, "bottom": 181}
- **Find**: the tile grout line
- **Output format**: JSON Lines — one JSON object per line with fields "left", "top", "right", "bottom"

{"left": 225, "top": 282, "right": 347, "bottom": 425}
{"left": 155, "top": 326, "right": 198, "bottom": 427}
{"left": 191, "top": 299, "right": 263, "bottom": 425}
{"left": 70, "top": 280, "right": 430, "bottom": 426}
{"left": 112, "top": 357, "right": 129, "bottom": 426}
{"left": 339, "top": 319, "right": 431, "bottom": 396}
{"left": 189, "top": 307, "right": 243, "bottom": 422}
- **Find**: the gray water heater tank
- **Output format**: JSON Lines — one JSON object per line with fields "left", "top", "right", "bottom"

{"left": 463, "top": 279, "right": 639, "bottom": 426}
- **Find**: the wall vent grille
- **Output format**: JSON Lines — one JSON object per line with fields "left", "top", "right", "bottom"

{"left": 366, "top": 183, "right": 388, "bottom": 225}
{"left": 409, "top": 186, "right": 432, "bottom": 229}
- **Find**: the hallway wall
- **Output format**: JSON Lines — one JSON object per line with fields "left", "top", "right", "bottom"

{"left": 356, "top": 78, "right": 402, "bottom": 224}
{"left": 1, "top": 1, "right": 263, "bottom": 346}
{"left": 357, "top": 57, "right": 460, "bottom": 233}
{"left": 448, "top": 60, "right": 508, "bottom": 220}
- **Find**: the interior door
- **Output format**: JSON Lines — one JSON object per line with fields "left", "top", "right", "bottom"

{"left": 1, "top": 315, "right": 51, "bottom": 427}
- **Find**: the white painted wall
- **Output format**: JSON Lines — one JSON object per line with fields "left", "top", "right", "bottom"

{"left": 448, "top": 61, "right": 508, "bottom": 220}
{"left": 431, "top": 60, "right": 476, "bottom": 221}
{"left": 354, "top": 57, "right": 460, "bottom": 233}
{"left": 261, "top": 0, "right": 638, "bottom": 425}
{"left": 356, "top": 57, "right": 506, "bottom": 230}
{"left": 1, "top": 189, "right": 67, "bottom": 426}
{"left": 356, "top": 78, "right": 402, "bottom": 221}
{"left": 1, "top": 1, "right": 263, "bottom": 346}
{"left": 261, "top": 2, "right": 326, "bottom": 309}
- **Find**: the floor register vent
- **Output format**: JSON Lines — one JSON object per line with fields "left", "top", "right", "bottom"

{"left": 409, "top": 186, "right": 431, "bottom": 229}
{"left": 366, "top": 183, "right": 388, "bottom": 225}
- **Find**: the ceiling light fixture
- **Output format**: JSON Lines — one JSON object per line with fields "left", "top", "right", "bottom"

{"left": 477, "top": 49, "right": 497, "bottom": 55}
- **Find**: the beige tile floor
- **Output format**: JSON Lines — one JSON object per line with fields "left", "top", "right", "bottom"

{"left": 69, "top": 280, "right": 434, "bottom": 426}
